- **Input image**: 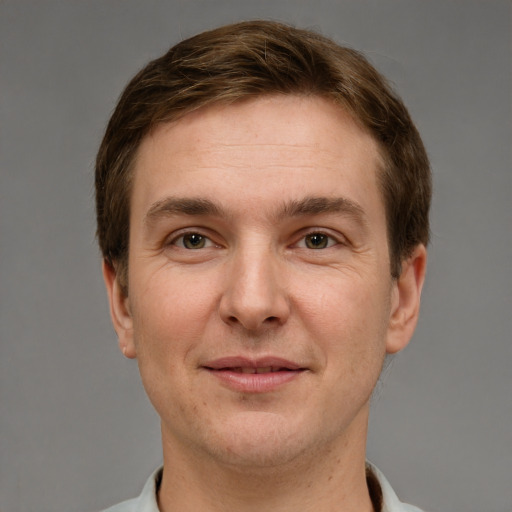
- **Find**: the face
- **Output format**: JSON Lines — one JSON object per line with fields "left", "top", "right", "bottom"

{"left": 104, "top": 95, "right": 426, "bottom": 469}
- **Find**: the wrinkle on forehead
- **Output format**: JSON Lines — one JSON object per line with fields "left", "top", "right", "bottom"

{"left": 144, "top": 195, "right": 369, "bottom": 234}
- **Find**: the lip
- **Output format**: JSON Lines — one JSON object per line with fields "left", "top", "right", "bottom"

{"left": 202, "top": 356, "right": 306, "bottom": 393}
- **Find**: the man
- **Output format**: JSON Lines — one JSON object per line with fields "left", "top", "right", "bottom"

{"left": 96, "top": 20, "right": 430, "bottom": 512}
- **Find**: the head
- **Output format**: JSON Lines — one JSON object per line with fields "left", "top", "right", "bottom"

{"left": 96, "top": 20, "right": 431, "bottom": 472}
{"left": 95, "top": 20, "right": 431, "bottom": 295}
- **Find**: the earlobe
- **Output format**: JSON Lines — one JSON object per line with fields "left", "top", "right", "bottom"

{"left": 102, "top": 260, "right": 137, "bottom": 359}
{"left": 386, "top": 244, "right": 427, "bottom": 354}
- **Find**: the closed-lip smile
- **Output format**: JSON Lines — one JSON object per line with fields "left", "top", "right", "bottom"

{"left": 202, "top": 356, "right": 307, "bottom": 393}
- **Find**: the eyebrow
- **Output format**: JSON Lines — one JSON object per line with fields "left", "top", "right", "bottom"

{"left": 279, "top": 196, "right": 366, "bottom": 224}
{"left": 145, "top": 197, "right": 224, "bottom": 225}
{"left": 144, "top": 195, "right": 367, "bottom": 227}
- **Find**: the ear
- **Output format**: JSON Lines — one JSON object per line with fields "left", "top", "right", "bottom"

{"left": 102, "top": 260, "right": 137, "bottom": 359}
{"left": 386, "top": 244, "right": 427, "bottom": 354}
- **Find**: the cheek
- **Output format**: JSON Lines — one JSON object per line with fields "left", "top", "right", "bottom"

{"left": 297, "top": 271, "right": 391, "bottom": 370}
{"left": 129, "top": 271, "right": 218, "bottom": 364}
{"left": 128, "top": 275, "right": 215, "bottom": 420}
{"left": 300, "top": 268, "right": 390, "bottom": 331}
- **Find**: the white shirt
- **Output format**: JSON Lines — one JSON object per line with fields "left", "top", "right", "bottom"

{"left": 101, "top": 462, "right": 425, "bottom": 512}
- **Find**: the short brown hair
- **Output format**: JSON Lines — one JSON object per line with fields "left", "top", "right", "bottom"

{"left": 95, "top": 20, "right": 431, "bottom": 292}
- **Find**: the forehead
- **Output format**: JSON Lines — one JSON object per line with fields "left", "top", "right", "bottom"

{"left": 130, "top": 95, "right": 385, "bottom": 221}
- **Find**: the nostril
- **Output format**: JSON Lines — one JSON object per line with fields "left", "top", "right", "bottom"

{"left": 226, "top": 315, "right": 279, "bottom": 326}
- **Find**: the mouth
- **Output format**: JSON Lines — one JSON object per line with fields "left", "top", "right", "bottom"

{"left": 215, "top": 366, "right": 297, "bottom": 374}
{"left": 202, "top": 357, "right": 306, "bottom": 393}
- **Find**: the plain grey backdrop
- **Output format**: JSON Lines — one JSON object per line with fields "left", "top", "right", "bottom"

{"left": 1, "top": 1, "right": 511, "bottom": 511}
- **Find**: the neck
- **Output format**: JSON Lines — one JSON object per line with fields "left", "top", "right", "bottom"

{"left": 157, "top": 410, "right": 375, "bottom": 512}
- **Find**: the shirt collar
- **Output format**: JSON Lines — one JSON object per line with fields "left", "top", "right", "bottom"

{"left": 131, "top": 466, "right": 161, "bottom": 512}
{"left": 367, "top": 462, "right": 425, "bottom": 512}
{"left": 133, "top": 462, "right": 422, "bottom": 512}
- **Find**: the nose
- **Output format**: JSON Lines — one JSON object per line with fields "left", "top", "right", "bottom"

{"left": 218, "top": 243, "right": 290, "bottom": 332}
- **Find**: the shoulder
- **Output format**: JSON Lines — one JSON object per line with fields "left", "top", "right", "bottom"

{"left": 367, "top": 461, "right": 428, "bottom": 512}
{"left": 98, "top": 467, "right": 163, "bottom": 512}
{"left": 101, "top": 497, "right": 139, "bottom": 512}
{"left": 397, "top": 505, "right": 425, "bottom": 512}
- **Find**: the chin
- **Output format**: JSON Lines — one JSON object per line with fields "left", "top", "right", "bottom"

{"left": 199, "top": 411, "right": 319, "bottom": 469}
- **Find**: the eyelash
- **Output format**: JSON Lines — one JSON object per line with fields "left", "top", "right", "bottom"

{"left": 168, "top": 231, "right": 217, "bottom": 250}
{"left": 167, "top": 229, "right": 343, "bottom": 250}
{"left": 295, "top": 230, "right": 341, "bottom": 250}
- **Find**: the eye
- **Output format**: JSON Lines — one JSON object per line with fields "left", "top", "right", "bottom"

{"left": 172, "top": 232, "right": 214, "bottom": 249}
{"left": 300, "top": 232, "right": 338, "bottom": 249}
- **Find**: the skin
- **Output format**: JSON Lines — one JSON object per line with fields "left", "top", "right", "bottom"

{"left": 103, "top": 95, "right": 426, "bottom": 512}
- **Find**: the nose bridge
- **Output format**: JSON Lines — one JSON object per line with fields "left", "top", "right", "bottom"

{"left": 219, "top": 237, "right": 289, "bottom": 330}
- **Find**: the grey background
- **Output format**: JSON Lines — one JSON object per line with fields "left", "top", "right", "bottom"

{"left": 1, "top": 1, "right": 510, "bottom": 511}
